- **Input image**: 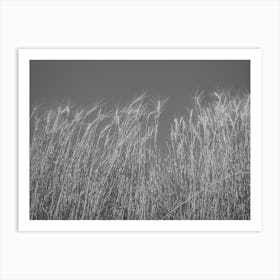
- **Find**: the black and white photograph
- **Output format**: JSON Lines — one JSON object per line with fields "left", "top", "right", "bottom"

{"left": 18, "top": 49, "right": 261, "bottom": 230}
{"left": 29, "top": 51, "right": 251, "bottom": 220}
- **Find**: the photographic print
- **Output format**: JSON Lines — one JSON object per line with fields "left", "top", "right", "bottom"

{"left": 18, "top": 49, "right": 262, "bottom": 231}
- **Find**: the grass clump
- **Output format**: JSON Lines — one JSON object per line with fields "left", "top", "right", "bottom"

{"left": 30, "top": 91, "right": 250, "bottom": 220}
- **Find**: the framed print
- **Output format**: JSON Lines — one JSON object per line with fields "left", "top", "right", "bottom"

{"left": 18, "top": 48, "right": 262, "bottom": 231}
{"left": 1, "top": 1, "right": 279, "bottom": 280}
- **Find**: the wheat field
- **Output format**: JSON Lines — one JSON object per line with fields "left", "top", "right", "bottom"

{"left": 30, "top": 91, "right": 250, "bottom": 220}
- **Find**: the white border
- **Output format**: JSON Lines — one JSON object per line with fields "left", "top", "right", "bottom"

{"left": 18, "top": 49, "right": 262, "bottom": 231}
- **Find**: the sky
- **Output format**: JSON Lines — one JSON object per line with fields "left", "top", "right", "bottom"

{"left": 30, "top": 60, "right": 250, "bottom": 151}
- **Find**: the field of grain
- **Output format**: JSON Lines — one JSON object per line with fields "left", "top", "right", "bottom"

{"left": 30, "top": 91, "right": 250, "bottom": 220}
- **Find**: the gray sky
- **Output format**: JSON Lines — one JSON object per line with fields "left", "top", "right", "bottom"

{"left": 30, "top": 60, "right": 250, "bottom": 150}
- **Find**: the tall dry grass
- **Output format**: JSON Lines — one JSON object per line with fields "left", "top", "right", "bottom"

{"left": 30, "top": 91, "right": 250, "bottom": 220}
